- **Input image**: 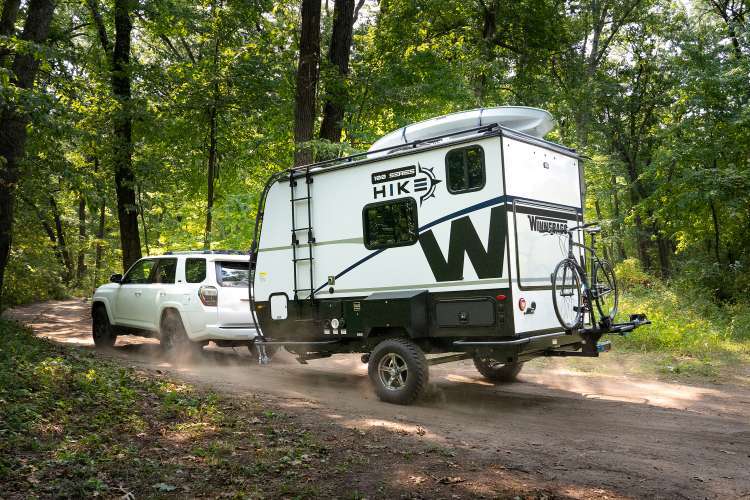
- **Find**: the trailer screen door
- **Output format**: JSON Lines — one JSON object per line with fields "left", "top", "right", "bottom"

{"left": 512, "top": 200, "right": 580, "bottom": 290}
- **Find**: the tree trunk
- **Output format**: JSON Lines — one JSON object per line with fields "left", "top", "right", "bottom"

{"left": 77, "top": 195, "right": 86, "bottom": 284}
{"left": 137, "top": 184, "right": 150, "bottom": 255}
{"left": 593, "top": 198, "right": 611, "bottom": 263}
{"left": 0, "top": 0, "right": 21, "bottom": 66}
{"left": 610, "top": 176, "right": 627, "bottom": 260}
{"left": 205, "top": 14, "right": 220, "bottom": 249}
{"left": 633, "top": 213, "right": 652, "bottom": 270}
{"left": 111, "top": 0, "right": 142, "bottom": 271}
{"left": 319, "top": 0, "right": 355, "bottom": 143}
{"left": 710, "top": 198, "right": 721, "bottom": 264}
{"left": 49, "top": 195, "right": 74, "bottom": 283}
{"left": 293, "top": 0, "right": 321, "bottom": 166}
{"left": 93, "top": 198, "right": 106, "bottom": 292}
{"left": 656, "top": 231, "right": 671, "bottom": 278}
{"left": 205, "top": 104, "right": 217, "bottom": 249}
{"left": 0, "top": 0, "right": 56, "bottom": 309}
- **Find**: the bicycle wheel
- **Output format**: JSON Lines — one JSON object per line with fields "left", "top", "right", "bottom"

{"left": 552, "top": 259, "right": 583, "bottom": 329}
{"left": 593, "top": 259, "right": 618, "bottom": 322}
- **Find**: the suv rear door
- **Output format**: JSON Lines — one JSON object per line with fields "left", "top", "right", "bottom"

{"left": 214, "top": 260, "right": 253, "bottom": 327}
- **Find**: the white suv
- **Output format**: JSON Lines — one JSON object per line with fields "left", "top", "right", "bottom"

{"left": 91, "top": 251, "right": 258, "bottom": 353}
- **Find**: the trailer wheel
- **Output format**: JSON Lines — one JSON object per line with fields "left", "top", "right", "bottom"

{"left": 472, "top": 356, "right": 523, "bottom": 383}
{"left": 368, "top": 338, "right": 428, "bottom": 405}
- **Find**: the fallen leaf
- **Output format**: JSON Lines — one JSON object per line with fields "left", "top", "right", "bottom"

{"left": 153, "top": 483, "right": 177, "bottom": 491}
{"left": 438, "top": 476, "right": 465, "bottom": 484}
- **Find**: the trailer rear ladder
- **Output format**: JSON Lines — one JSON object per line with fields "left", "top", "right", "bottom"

{"left": 290, "top": 168, "right": 315, "bottom": 301}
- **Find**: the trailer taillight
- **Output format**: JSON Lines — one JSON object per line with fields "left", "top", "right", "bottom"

{"left": 199, "top": 286, "right": 218, "bottom": 306}
{"left": 496, "top": 294, "right": 507, "bottom": 301}
{"left": 518, "top": 298, "right": 527, "bottom": 311}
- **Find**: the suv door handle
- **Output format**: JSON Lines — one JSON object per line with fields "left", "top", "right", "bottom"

{"left": 134, "top": 291, "right": 142, "bottom": 297}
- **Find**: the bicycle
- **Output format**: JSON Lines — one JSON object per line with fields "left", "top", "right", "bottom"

{"left": 551, "top": 222, "right": 619, "bottom": 330}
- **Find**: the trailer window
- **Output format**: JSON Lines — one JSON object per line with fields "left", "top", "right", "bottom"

{"left": 363, "top": 198, "right": 418, "bottom": 250}
{"left": 446, "top": 145, "right": 485, "bottom": 194}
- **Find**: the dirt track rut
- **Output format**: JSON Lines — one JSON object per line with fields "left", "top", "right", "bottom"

{"left": 6, "top": 300, "right": 750, "bottom": 499}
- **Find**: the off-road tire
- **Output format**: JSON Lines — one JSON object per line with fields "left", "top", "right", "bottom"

{"left": 472, "top": 356, "right": 523, "bottom": 383}
{"left": 160, "top": 310, "right": 201, "bottom": 357}
{"left": 368, "top": 338, "right": 428, "bottom": 405}
{"left": 92, "top": 305, "right": 117, "bottom": 348}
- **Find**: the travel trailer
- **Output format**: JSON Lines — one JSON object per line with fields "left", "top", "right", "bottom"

{"left": 248, "top": 107, "right": 649, "bottom": 404}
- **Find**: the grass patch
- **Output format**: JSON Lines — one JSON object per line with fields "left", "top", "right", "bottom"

{"left": 0, "top": 319, "right": 335, "bottom": 498}
{"left": 611, "top": 259, "right": 750, "bottom": 381}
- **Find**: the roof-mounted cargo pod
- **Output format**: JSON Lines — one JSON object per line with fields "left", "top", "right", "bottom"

{"left": 368, "top": 106, "right": 555, "bottom": 158}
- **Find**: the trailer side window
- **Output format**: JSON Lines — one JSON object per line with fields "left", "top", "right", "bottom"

{"left": 362, "top": 198, "right": 418, "bottom": 250}
{"left": 446, "top": 145, "right": 485, "bottom": 194}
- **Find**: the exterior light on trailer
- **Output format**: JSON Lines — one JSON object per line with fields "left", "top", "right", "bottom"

{"left": 330, "top": 318, "right": 340, "bottom": 329}
{"left": 496, "top": 294, "right": 507, "bottom": 301}
{"left": 518, "top": 298, "right": 527, "bottom": 311}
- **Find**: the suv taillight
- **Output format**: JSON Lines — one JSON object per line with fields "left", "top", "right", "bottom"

{"left": 199, "top": 286, "right": 218, "bottom": 306}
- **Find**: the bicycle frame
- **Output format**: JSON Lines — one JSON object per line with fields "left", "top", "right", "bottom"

{"left": 561, "top": 227, "right": 606, "bottom": 326}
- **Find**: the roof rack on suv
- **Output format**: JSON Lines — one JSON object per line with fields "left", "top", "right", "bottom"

{"left": 164, "top": 250, "right": 247, "bottom": 255}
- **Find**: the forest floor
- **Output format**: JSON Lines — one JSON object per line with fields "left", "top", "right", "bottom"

{"left": 3, "top": 299, "right": 750, "bottom": 499}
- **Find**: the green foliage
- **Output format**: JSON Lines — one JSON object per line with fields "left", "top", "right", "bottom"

{"left": 3, "top": 0, "right": 750, "bottom": 361}
{"left": 0, "top": 319, "right": 336, "bottom": 497}
{"left": 613, "top": 261, "right": 750, "bottom": 377}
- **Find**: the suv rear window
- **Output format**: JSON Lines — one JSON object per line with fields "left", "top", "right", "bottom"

{"left": 153, "top": 258, "right": 177, "bottom": 284}
{"left": 185, "top": 258, "right": 206, "bottom": 283}
{"left": 216, "top": 261, "right": 250, "bottom": 287}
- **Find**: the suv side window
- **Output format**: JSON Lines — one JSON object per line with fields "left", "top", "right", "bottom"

{"left": 446, "top": 145, "right": 485, "bottom": 194}
{"left": 121, "top": 259, "right": 156, "bottom": 284}
{"left": 185, "top": 258, "right": 206, "bottom": 283}
{"left": 153, "top": 258, "right": 178, "bottom": 284}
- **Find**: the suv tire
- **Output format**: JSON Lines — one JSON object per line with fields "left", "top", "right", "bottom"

{"left": 92, "top": 305, "right": 117, "bottom": 348}
{"left": 472, "top": 356, "right": 523, "bottom": 383}
{"left": 160, "top": 310, "right": 202, "bottom": 357}
{"left": 368, "top": 338, "right": 428, "bottom": 405}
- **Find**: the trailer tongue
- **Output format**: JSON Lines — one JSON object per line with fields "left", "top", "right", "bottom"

{"left": 247, "top": 106, "right": 650, "bottom": 405}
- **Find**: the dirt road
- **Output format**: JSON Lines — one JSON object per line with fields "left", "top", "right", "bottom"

{"left": 6, "top": 300, "right": 750, "bottom": 499}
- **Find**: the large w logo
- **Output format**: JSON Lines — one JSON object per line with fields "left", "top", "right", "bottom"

{"left": 418, "top": 206, "right": 506, "bottom": 282}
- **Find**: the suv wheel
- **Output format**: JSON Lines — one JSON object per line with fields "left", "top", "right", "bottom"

{"left": 160, "top": 311, "right": 201, "bottom": 357}
{"left": 472, "top": 356, "right": 523, "bottom": 383}
{"left": 368, "top": 338, "right": 428, "bottom": 405}
{"left": 92, "top": 306, "right": 117, "bottom": 348}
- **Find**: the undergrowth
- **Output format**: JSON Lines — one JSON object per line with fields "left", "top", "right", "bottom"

{"left": 612, "top": 259, "right": 750, "bottom": 378}
{"left": 0, "top": 319, "right": 332, "bottom": 498}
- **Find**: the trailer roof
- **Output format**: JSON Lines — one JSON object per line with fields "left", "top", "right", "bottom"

{"left": 283, "top": 124, "right": 580, "bottom": 182}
